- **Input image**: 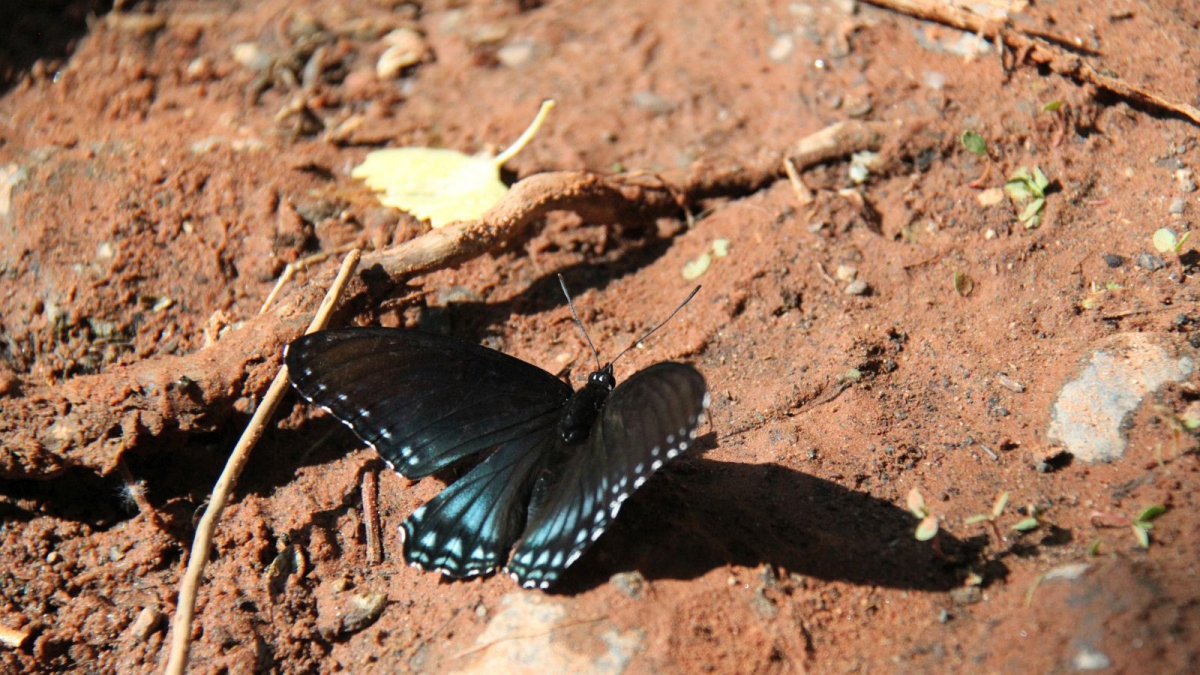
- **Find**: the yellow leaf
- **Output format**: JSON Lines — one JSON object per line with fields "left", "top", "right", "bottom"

{"left": 352, "top": 100, "right": 554, "bottom": 228}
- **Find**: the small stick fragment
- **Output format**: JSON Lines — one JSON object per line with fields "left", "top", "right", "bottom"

{"left": 164, "top": 249, "right": 361, "bottom": 675}
{"left": 362, "top": 469, "right": 383, "bottom": 565}
{"left": 815, "top": 261, "right": 838, "bottom": 287}
{"left": 0, "top": 624, "right": 29, "bottom": 649}
{"left": 783, "top": 157, "right": 814, "bottom": 206}
{"left": 996, "top": 373, "right": 1026, "bottom": 393}
{"left": 978, "top": 444, "right": 999, "bottom": 461}
{"left": 260, "top": 245, "right": 358, "bottom": 315}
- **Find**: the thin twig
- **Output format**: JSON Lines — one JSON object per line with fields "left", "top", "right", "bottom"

{"left": 259, "top": 245, "right": 359, "bottom": 314}
{"left": 814, "top": 262, "right": 838, "bottom": 287}
{"left": 163, "top": 249, "right": 361, "bottom": 675}
{"left": 362, "top": 469, "right": 383, "bottom": 565}
{"left": 782, "top": 157, "right": 814, "bottom": 206}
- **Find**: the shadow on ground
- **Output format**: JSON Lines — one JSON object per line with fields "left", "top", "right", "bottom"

{"left": 555, "top": 456, "right": 989, "bottom": 593}
{"left": 1, "top": 0, "right": 111, "bottom": 95}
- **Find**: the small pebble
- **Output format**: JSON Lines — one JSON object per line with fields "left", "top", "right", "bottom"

{"left": 977, "top": 188, "right": 1004, "bottom": 207}
{"left": 1135, "top": 252, "right": 1165, "bottom": 271}
{"left": 610, "top": 570, "right": 647, "bottom": 599}
{"left": 1169, "top": 198, "right": 1187, "bottom": 215}
{"left": 949, "top": 586, "right": 982, "bottom": 605}
{"left": 631, "top": 91, "right": 676, "bottom": 116}
{"left": 185, "top": 57, "right": 212, "bottom": 81}
{"left": 844, "top": 279, "right": 869, "bottom": 296}
{"left": 768, "top": 35, "right": 795, "bottom": 62}
{"left": 230, "top": 42, "right": 271, "bottom": 71}
{"left": 376, "top": 28, "right": 428, "bottom": 79}
{"left": 921, "top": 70, "right": 946, "bottom": 90}
{"left": 1102, "top": 253, "right": 1125, "bottom": 268}
{"left": 129, "top": 607, "right": 164, "bottom": 642}
{"left": 834, "top": 264, "right": 858, "bottom": 282}
{"left": 1071, "top": 647, "right": 1112, "bottom": 671}
{"left": 339, "top": 593, "right": 387, "bottom": 635}
{"left": 1176, "top": 169, "right": 1197, "bottom": 193}
{"left": 497, "top": 40, "right": 536, "bottom": 69}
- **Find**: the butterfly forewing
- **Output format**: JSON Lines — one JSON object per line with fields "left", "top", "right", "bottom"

{"left": 401, "top": 422, "right": 558, "bottom": 577}
{"left": 506, "top": 362, "right": 709, "bottom": 588}
{"left": 285, "top": 328, "right": 571, "bottom": 478}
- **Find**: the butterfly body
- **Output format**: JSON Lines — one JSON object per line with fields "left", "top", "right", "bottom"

{"left": 285, "top": 326, "right": 708, "bottom": 589}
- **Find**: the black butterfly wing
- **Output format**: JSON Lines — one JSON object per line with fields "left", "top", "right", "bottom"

{"left": 401, "top": 422, "right": 557, "bottom": 577}
{"left": 505, "top": 362, "right": 710, "bottom": 589}
{"left": 285, "top": 327, "right": 572, "bottom": 478}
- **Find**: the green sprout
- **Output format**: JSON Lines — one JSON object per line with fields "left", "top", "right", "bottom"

{"left": 1004, "top": 166, "right": 1050, "bottom": 228}
{"left": 1152, "top": 228, "right": 1191, "bottom": 255}
{"left": 1079, "top": 281, "right": 1124, "bottom": 311}
{"left": 907, "top": 488, "right": 939, "bottom": 541}
{"left": 961, "top": 130, "right": 987, "bottom": 157}
{"left": 1042, "top": 100, "right": 1063, "bottom": 112}
{"left": 1011, "top": 502, "right": 1042, "bottom": 533}
{"left": 964, "top": 490, "right": 1009, "bottom": 545}
{"left": 1090, "top": 505, "right": 1168, "bottom": 549}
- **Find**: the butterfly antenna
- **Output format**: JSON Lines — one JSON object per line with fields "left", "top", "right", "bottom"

{"left": 558, "top": 274, "right": 603, "bottom": 369}
{"left": 610, "top": 285, "right": 701, "bottom": 366}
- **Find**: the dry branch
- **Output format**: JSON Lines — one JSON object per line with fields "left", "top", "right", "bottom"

{"left": 0, "top": 122, "right": 913, "bottom": 480}
{"left": 864, "top": 0, "right": 1200, "bottom": 126}
{"left": 163, "top": 250, "right": 360, "bottom": 675}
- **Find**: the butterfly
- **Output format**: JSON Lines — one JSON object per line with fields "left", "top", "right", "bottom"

{"left": 284, "top": 279, "right": 709, "bottom": 589}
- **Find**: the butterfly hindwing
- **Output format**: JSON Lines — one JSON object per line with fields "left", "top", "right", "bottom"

{"left": 285, "top": 328, "right": 571, "bottom": 478}
{"left": 401, "top": 422, "right": 558, "bottom": 577}
{"left": 506, "top": 362, "right": 710, "bottom": 588}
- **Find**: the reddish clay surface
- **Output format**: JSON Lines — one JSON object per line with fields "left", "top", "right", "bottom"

{"left": 1, "top": 0, "right": 1199, "bottom": 672}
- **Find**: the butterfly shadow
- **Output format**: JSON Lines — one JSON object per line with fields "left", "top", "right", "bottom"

{"left": 552, "top": 455, "right": 998, "bottom": 594}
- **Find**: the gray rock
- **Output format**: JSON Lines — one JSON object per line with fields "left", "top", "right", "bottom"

{"left": 1047, "top": 334, "right": 1194, "bottom": 462}
{"left": 1134, "top": 251, "right": 1165, "bottom": 271}
{"left": 464, "top": 594, "right": 640, "bottom": 673}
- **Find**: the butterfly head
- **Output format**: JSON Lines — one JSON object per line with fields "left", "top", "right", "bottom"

{"left": 588, "top": 363, "right": 616, "bottom": 392}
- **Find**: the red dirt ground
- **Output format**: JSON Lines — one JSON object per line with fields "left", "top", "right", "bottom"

{"left": 2, "top": 0, "right": 1198, "bottom": 672}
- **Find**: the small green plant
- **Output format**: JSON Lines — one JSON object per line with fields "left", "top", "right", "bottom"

{"left": 1012, "top": 509, "right": 1041, "bottom": 533}
{"left": 1152, "top": 228, "right": 1191, "bottom": 255}
{"left": 964, "top": 491, "right": 1009, "bottom": 544}
{"left": 1090, "top": 505, "right": 1168, "bottom": 549}
{"left": 907, "top": 488, "right": 939, "bottom": 541}
{"left": 1042, "top": 100, "right": 1063, "bottom": 112}
{"left": 1004, "top": 166, "right": 1050, "bottom": 228}
{"left": 1079, "top": 281, "right": 1124, "bottom": 311}
{"left": 961, "top": 130, "right": 987, "bottom": 157}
